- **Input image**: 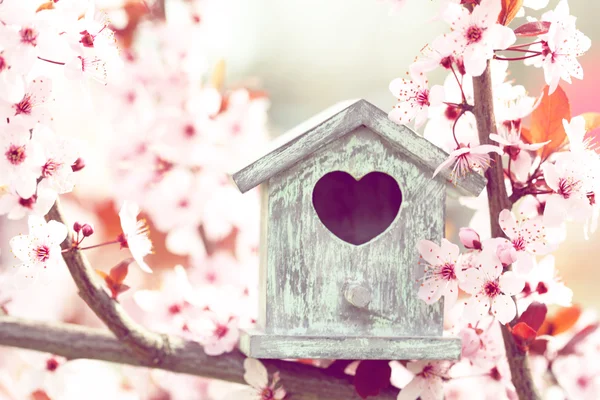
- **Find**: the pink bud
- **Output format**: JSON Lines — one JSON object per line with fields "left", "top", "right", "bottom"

{"left": 81, "top": 224, "right": 94, "bottom": 237}
{"left": 459, "top": 228, "right": 482, "bottom": 250}
{"left": 73, "top": 222, "right": 82, "bottom": 233}
{"left": 496, "top": 243, "right": 517, "bottom": 266}
{"left": 71, "top": 158, "right": 86, "bottom": 172}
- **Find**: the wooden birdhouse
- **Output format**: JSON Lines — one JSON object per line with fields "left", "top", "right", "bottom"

{"left": 231, "top": 99, "right": 486, "bottom": 360}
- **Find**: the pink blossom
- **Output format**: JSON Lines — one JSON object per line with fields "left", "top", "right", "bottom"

{"left": 443, "top": 0, "right": 516, "bottom": 77}
{"left": 519, "top": 255, "right": 573, "bottom": 308}
{"left": 461, "top": 250, "right": 524, "bottom": 324}
{"left": 417, "top": 239, "right": 464, "bottom": 308}
{"left": 459, "top": 228, "right": 482, "bottom": 250}
{"left": 186, "top": 311, "right": 240, "bottom": 356}
{"left": 490, "top": 121, "right": 550, "bottom": 182}
{"left": 0, "top": 77, "right": 52, "bottom": 129}
{"left": 552, "top": 355, "right": 600, "bottom": 400}
{"left": 118, "top": 201, "right": 153, "bottom": 273}
{"left": 524, "top": 0, "right": 591, "bottom": 94}
{"left": 497, "top": 209, "right": 550, "bottom": 274}
{"left": 388, "top": 76, "right": 444, "bottom": 127}
{"left": 222, "top": 358, "right": 286, "bottom": 400}
{"left": 398, "top": 361, "right": 451, "bottom": 400}
{"left": 0, "top": 187, "right": 56, "bottom": 220}
{"left": 33, "top": 125, "right": 80, "bottom": 194}
{"left": 0, "top": 123, "right": 44, "bottom": 199}
{"left": 9, "top": 216, "right": 67, "bottom": 287}
{"left": 542, "top": 154, "right": 594, "bottom": 227}
{"left": 432, "top": 144, "right": 503, "bottom": 182}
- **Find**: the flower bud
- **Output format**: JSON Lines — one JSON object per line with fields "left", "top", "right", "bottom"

{"left": 81, "top": 224, "right": 94, "bottom": 237}
{"left": 73, "top": 222, "right": 82, "bottom": 233}
{"left": 496, "top": 243, "right": 517, "bottom": 266}
{"left": 71, "top": 158, "right": 86, "bottom": 172}
{"left": 459, "top": 228, "right": 482, "bottom": 250}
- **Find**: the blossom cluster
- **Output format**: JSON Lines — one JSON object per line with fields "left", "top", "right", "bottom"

{"left": 0, "top": 0, "right": 119, "bottom": 219}
{"left": 386, "top": 1, "right": 600, "bottom": 399}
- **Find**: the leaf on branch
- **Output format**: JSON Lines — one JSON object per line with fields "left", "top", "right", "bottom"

{"left": 580, "top": 112, "right": 600, "bottom": 153}
{"left": 518, "top": 302, "right": 547, "bottom": 332}
{"left": 529, "top": 338, "right": 549, "bottom": 355}
{"left": 538, "top": 305, "right": 582, "bottom": 336}
{"left": 522, "top": 85, "right": 572, "bottom": 160}
{"left": 558, "top": 323, "right": 599, "bottom": 356}
{"left": 498, "top": 0, "right": 523, "bottom": 26}
{"left": 36, "top": 1, "right": 55, "bottom": 12}
{"left": 514, "top": 21, "right": 551, "bottom": 37}
{"left": 353, "top": 360, "right": 392, "bottom": 399}
{"left": 96, "top": 258, "right": 134, "bottom": 300}
{"left": 511, "top": 322, "right": 538, "bottom": 352}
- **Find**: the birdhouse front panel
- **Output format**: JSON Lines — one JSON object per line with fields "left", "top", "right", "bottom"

{"left": 261, "top": 126, "right": 445, "bottom": 338}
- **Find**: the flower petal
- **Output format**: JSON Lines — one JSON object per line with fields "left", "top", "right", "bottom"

{"left": 491, "top": 294, "right": 517, "bottom": 324}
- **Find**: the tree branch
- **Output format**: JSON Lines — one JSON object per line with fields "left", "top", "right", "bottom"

{"left": 472, "top": 61, "right": 541, "bottom": 400}
{"left": 37, "top": 199, "right": 399, "bottom": 398}
{"left": 44, "top": 200, "right": 168, "bottom": 365}
{"left": 0, "top": 316, "right": 399, "bottom": 399}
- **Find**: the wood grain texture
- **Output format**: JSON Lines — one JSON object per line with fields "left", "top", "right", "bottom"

{"left": 0, "top": 317, "right": 400, "bottom": 399}
{"left": 240, "top": 331, "right": 462, "bottom": 360}
{"left": 232, "top": 99, "right": 486, "bottom": 197}
{"left": 248, "top": 126, "right": 458, "bottom": 359}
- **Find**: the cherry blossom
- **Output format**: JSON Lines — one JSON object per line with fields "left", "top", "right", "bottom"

{"left": 222, "top": 358, "right": 286, "bottom": 400}
{"left": 524, "top": 0, "right": 591, "bottom": 94}
{"left": 33, "top": 126, "right": 80, "bottom": 194}
{"left": 0, "top": 123, "right": 44, "bottom": 199}
{"left": 388, "top": 76, "right": 444, "bottom": 127}
{"left": 186, "top": 310, "right": 240, "bottom": 356}
{"left": 458, "top": 227, "right": 482, "bottom": 250}
{"left": 9, "top": 216, "right": 67, "bottom": 286}
{"left": 117, "top": 201, "right": 153, "bottom": 273}
{"left": 542, "top": 154, "right": 594, "bottom": 227}
{"left": 0, "top": 77, "right": 52, "bottom": 129}
{"left": 0, "top": 187, "right": 56, "bottom": 220}
{"left": 443, "top": 0, "right": 516, "bottom": 77}
{"left": 552, "top": 355, "right": 600, "bottom": 400}
{"left": 520, "top": 255, "right": 573, "bottom": 308}
{"left": 461, "top": 250, "right": 524, "bottom": 324}
{"left": 497, "top": 209, "right": 550, "bottom": 274}
{"left": 432, "top": 144, "right": 503, "bottom": 182}
{"left": 398, "top": 361, "right": 451, "bottom": 400}
{"left": 490, "top": 121, "right": 550, "bottom": 181}
{"left": 417, "top": 239, "right": 464, "bottom": 308}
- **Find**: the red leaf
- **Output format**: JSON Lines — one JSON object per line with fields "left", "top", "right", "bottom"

{"left": 514, "top": 21, "right": 551, "bottom": 37}
{"left": 538, "top": 305, "right": 582, "bottom": 336}
{"left": 558, "top": 324, "right": 600, "bottom": 356}
{"left": 518, "top": 302, "right": 547, "bottom": 332}
{"left": 512, "top": 322, "right": 538, "bottom": 352}
{"left": 522, "top": 85, "right": 571, "bottom": 160}
{"left": 529, "top": 338, "right": 549, "bottom": 355}
{"left": 110, "top": 258, "right": 133, "bottom": 284}
{"left": 498, "top": 0, "right": 523, "bottom": 26}
{"left": 353, "top": 360, "right": 392, "bottom": 399}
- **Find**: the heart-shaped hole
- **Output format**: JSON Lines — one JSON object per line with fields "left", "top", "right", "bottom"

{"left": 312, "top": 171, "right": 402, "bottom": 246}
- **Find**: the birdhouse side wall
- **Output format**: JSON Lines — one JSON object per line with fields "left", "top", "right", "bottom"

{"left": 263, "top": 126, "right": 446, "bottom": 337}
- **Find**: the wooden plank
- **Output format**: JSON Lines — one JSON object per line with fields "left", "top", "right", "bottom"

{"left": 240, "top": 330, "right": 462, "bottom": 360}
{"left": 231, "top": 99, "right": 486, "bottom": 197}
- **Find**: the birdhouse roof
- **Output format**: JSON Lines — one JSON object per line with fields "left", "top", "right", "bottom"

{"left": 231, "top": 99, "right": 486, "bottom": 197}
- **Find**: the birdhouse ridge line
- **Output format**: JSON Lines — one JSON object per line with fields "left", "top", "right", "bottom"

{"left": 231, "top": 99, "right": 486, "bottom": 197}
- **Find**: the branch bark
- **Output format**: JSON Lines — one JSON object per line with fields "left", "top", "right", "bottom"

{"left": 472, "top": 62, "right": 541, "bottom": 400}
{"left": 35, "top": 199, "right": 399, "bottom": 399}
{"left": 0, "top": 316, "right": 398, "bottom": 399}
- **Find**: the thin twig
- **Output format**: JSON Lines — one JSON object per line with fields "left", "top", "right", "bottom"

{"left": 472, "top": 61, "right": 541, "bottom": 400}
{"left": 0, "top": 317, "right": 398, "bottom": 399}
{"left": 45, "top": 200, "right": 168, "bottom": 364}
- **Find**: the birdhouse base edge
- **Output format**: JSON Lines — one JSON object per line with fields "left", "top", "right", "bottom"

{"left": 239, "top": 329, "right": 461, "bottom": 360}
